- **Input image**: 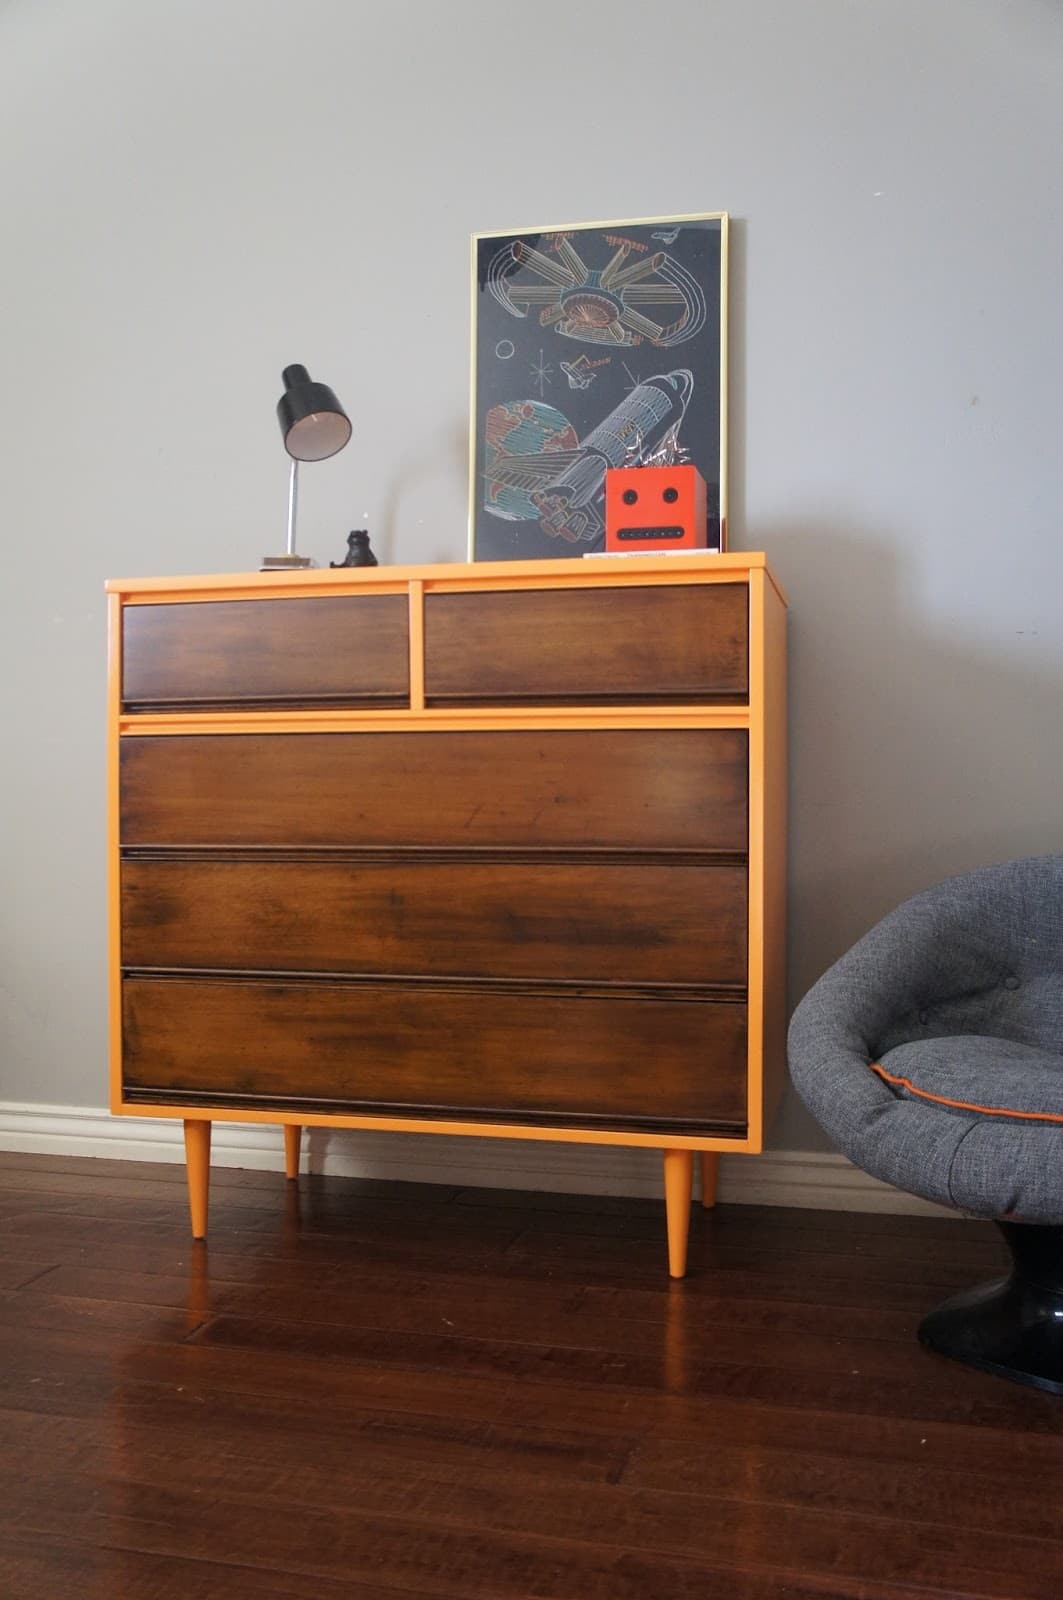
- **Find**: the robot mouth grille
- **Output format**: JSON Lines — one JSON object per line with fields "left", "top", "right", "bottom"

{"left": 615, "top": 526, "right": 686, "bottom": 542}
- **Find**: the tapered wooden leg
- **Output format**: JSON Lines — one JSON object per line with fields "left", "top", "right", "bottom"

{"left": 284, "top": 1124, "right": 302, "bottom": 1181}
{"left": 663, "top": 1149, "right": 694, "bottom": 1279}
{"left": 699, "top": 1152, "right": 719, "bottom": 1210}
{"left": 183, "top": 1119, "right": 211, "bottom": 1240}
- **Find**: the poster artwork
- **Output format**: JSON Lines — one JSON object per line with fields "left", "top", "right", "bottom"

{"left": 470, "top": 214, "right": 727, "bottom": 560}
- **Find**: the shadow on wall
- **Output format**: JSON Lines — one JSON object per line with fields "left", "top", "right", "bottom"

{"left": 375, "top": 422, "right": 469, "bottom": 565}
{"left": 772, "top": 518, "right": 1063, "bottom": 1038}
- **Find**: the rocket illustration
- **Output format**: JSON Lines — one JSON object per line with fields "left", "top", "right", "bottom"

{"left": 534, "top": 370, "right": 693, "bottom": 543}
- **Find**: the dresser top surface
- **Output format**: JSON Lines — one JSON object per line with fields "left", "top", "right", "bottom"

{"left": 106, "top": 551, "right": 786, "bottom": 607}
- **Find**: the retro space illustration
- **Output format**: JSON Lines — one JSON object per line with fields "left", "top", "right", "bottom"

{"left": 472, "top": 217, "right": 724, "bottom": 559}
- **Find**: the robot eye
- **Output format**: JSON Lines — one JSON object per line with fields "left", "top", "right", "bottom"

{"left": 662, "top": 486, "right": 679, "bottom": 504}
{"left": 622, "top": 488, "right": 639, "bottom": 505}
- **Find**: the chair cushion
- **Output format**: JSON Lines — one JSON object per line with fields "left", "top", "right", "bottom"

{"left": 787, "top": 855, "right": 1063, "bottom": 1222}
{"left": 872, "top": 1036, "right": 1063, "bottom": 1125}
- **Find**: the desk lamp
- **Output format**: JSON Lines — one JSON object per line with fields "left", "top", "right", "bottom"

{"left": 261, "top": 364, "right": 352, "bottom": 570}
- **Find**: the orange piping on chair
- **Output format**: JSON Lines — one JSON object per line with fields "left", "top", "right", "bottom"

{"left": 869, "top": 1062, "right": 1063, "bottom": 1124}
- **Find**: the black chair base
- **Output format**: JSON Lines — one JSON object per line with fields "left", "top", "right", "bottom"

{"left": 918, "top": 1222, "right": 1063, "bottom": 1395}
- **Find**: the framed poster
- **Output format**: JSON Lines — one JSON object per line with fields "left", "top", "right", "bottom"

{"left": 469, "top": 212, "right": 728, "bottom": 561}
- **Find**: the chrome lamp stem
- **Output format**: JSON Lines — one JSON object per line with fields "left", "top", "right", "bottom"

{"left": 286, "top": 457, "right": 300, "bottom": 557}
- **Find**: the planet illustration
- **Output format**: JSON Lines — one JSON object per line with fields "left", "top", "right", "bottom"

{"left": 483, "top": 399, "right": 578, "bottom": 521}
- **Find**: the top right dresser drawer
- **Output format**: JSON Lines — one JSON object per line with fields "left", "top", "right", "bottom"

{"left": 423, "top": 582, "right": 748, "bottom": 706}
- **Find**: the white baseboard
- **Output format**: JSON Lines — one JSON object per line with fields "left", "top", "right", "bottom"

{"left": 0, "top": 1101, "right": 955, "bottom": 1216}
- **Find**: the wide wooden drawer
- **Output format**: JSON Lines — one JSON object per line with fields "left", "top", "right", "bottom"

{"left": 122, "top": 596, "right": 409, "bottom": 711}
{"left": 424, "top": 583, "right": 748, "bottom": 705}
{"left": 121, "top": 858, "right": 748, "bottom": 986}
{"left": 120, "top": 730, "right": 749, "bottom": 851}
{"left": 122, "top": 978, "right": 748, "bottom": 1132}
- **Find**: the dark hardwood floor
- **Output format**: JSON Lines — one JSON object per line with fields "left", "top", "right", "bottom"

{"left": 0, "top": 1151, "right": 1060, "bottom": 1599}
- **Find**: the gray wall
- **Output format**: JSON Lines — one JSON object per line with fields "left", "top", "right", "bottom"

{"left": 2, "top": 0, "right": 1061, "bottom": 1152}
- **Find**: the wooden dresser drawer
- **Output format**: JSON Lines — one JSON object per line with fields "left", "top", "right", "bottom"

{"left": 424, "top": 584, "right": 748, "bottom": 705}
{"left": 123, "top": 978, "right": 748, "bottom": 1133}
{"left": 121, "top": 858, "right": 748, "bottom": 986}
{"left": 120, "top": 730, "right": 749, "bottom": 851}
{"left": 122, "top": 596, "right": 409, "bottom": 711}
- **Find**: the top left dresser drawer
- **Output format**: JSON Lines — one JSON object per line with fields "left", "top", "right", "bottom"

{"left": 121, "top": 596, "right": 410, "bottom": 712}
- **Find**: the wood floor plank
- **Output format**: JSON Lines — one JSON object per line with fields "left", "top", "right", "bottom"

{"left": 19, "top": 1260, "right": 945, "bottom": 1364}
{"left": 1, "top": 1282, "right": 1056, "bottom": 1441}
{"left": 0, "top": 1260, "right": 58, "bottom": 1290}
{"left": 22, "top": 1257, "right": 929, "bottom": 1345}
{"left": 0, "top": 1287, "right": 206, "bottom": 1343}
{"left": 183, "top": 1309, "right": 1060, "bottom": 1431}
{"left": 0, "top": 1194, "right": 525, "bottom": 1245}
{"left": 0, "top": 1529, "right": 453, "bottom": 1600}
{"left": 0, "top": 1209, "right": 998, "bottom": 1317}
{"left": 0, "top": 1400, "right": 634, "bottom": 1496}
{"left": 502, "top": 1223, "right": 1005, "bottom": 1288}
{"left": 0, "top": 1446, "right": 1060, "bottom": 1600}
{"left": 2, "top": 1398, "right": 1060, "bottom": 1548}
{"left": 621, "top": 1432, "right": 1063, "bottom": 1542}
{"left": 3, "top": 1330, "right": 1059, "bottom": 1499}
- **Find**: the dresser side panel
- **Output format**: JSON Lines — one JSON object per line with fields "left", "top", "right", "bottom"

{"left": 760, "top": 577, "right": 789, "bottom": 1136}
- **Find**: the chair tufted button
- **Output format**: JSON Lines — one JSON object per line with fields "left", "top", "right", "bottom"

{"left": 1004, "top": 976, "right": 1020, "bottom": 990}
{"left": 918, "top": 1010, "right": 929, "bottom": 1025}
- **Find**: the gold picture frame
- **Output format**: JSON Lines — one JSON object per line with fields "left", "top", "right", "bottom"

{"left": 469, "top": 211, "right": 728, "bottom": 560}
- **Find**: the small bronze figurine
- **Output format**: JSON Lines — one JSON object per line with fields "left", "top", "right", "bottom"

{"left": 331, "top": 530, "right": 378, "bottom": 568}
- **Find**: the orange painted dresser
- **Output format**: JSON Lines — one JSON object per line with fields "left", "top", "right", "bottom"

{"left": 107, "top": 553, "right": 787, "bottom": 1276}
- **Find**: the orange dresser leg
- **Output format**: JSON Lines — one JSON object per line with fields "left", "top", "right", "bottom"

{"left": 699, "top": 1152, "right": 719, "bottom": 1210}
{"left": 663, "top": 1149, "right": 694, "bottom": 1279}
{"left": 284, "top": 1124, "right": 302, "bottom": 1181}
{"left": 183, "top": 1119, "right": 211, "bottom": 1240}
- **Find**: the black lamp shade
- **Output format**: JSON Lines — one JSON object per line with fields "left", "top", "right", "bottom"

{"left": 277, "top": 364, "right": 351, "bottom": 462}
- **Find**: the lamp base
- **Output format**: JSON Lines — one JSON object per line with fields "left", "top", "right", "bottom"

{"left": 260, "top": 554, "right": 317, "bottom": 571}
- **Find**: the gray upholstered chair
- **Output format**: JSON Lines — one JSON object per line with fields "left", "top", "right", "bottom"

{"left": 788, "top": 854, "right": 1063, "bottom": 1392}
